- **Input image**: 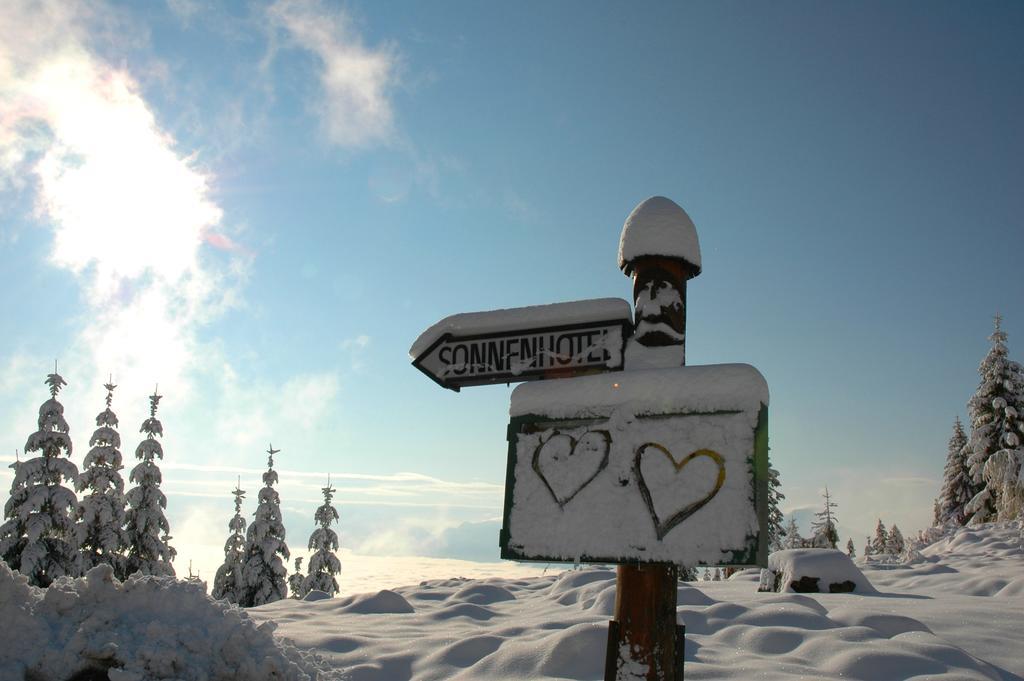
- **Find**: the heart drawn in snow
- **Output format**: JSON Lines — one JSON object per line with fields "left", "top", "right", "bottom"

{"left": 532, "top": 430, "right": 611, "bottom": 508}
{"left": 634, "top": 444, "right": 726, "bottom": 540}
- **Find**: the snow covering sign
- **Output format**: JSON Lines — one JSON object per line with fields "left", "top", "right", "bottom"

{"left": 500, "top": 364, "right": 769, "bottom": 566}
{"left": 410, "top": 298, "right": 632, "bottom": 391}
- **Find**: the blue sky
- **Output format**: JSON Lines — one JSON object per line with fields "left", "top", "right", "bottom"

{"left": 1, "top": 1, "right": 1022, "bottom": 579}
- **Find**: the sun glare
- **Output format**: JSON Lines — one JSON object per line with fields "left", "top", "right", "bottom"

{"left": 29, "top": 57, "right": 221, "bottom": 300}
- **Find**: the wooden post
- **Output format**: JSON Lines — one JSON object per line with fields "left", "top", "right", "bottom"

{"left": 611, "top": 563, "right": 678, "bottom": 679}
{"left": 610, "top": 255, "right": 694, "bottom": 681}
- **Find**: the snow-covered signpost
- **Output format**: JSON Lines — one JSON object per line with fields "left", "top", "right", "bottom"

{"left": 411, "top": 197, "right": 769, "bottom": 681}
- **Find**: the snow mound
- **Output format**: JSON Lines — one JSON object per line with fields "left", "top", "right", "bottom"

{"left": 827, "top": 609, "right": 933, "bottom": 637}
{"left": 451, "top": 583, "right": 516, "bottom": 604}
{"left": 0, "top": 562, "right": 335, "bottom": 681}
{"left": 727, "top": 567, "right": 761, "bottom": 582}
{"left": 676, "top": 584, "right": 716, "bottom": 606}
{"left": 302, "top": 590, "right": 331, "bottom": 602}
{"left": 921, "top": 522, "right": 1023, "bottom": 561}
{"left": 430, "top": 601, "right": 499, "bottom": 621}
{"left": 431, "top": 634, "right": 504, "bottom": 668}
{"left": 762, "top": 549, "right": 876, "bottom": 593}
{"left": 334, "top": 589, "right": 413, "bottom": 614}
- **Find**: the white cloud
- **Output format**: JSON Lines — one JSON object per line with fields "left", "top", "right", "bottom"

{"left": 267, "top": 0, "right": 397, "bottom": 147}
{"left": 280, "top": 373, "right": 341, "bottom": 429}
{"left": 341, "top": 334, "right": 370, "bottom": 351}
{"left": 340, "top": 334, "right": 371, "bottom": 371}
{"left": 209, "top": 363, "right": 342, "bottom": 451}
{"left": 0, "top": 0, "right": 244, "bottom": 408}
{"left": 165, "top": 0, "right": 206, "bottom": 24}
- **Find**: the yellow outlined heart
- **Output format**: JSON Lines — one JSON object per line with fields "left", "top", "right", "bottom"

{"left": 634, "top": 443, "right": 725, "bottom": 540}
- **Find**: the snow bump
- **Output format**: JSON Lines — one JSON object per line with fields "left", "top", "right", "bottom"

{"left": 335, "top": 589, "right": 414, "bottom": 614}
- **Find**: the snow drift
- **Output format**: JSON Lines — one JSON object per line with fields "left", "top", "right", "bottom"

{"left": 0, "top": 562, "right": 332, "bottom": 681}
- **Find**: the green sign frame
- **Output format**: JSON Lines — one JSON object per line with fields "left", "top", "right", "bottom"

{"left": 499, "top": 405, "right": 768, "bottom": 567}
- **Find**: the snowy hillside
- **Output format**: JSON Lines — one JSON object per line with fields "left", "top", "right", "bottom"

{"left": 3, "top": 524, "right": 1022, "bottom": 680}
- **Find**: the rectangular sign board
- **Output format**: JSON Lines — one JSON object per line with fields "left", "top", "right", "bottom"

{"left": 410, "top": 299, "right": 633, "bottom": 391}
{"left": 500, "top": 364, "right": 769, "bottom": 567}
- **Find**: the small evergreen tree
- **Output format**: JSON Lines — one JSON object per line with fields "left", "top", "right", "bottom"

{"left": 239, "top": 444, "right": 290, "bottom": 606}
{"left": 303, "top": 479, "right": 341, "bottom": 597}
{"left": 938, "top": 417, "right": 972, "bottom": 525}
{"left": 124, "top": 389, "right": 175, "bottom": 577}
{"left": 863, "top": 537, "right": 873, "bottom": 557}
{"left": 75, "top": 379, "right": 128, "bottom": 576}
{"left": 810, "top": 488, "right": 839, "bottom": 549}
{"left": 0, "top": 371, "right": 79, "bottom": 586}
{"left": 185, "top": 560, "right": 205, "bottom": 589}
{"left": 767, "top": 466, "right": 787, "bottom": 552}
{"left": 871, "top": 519, "right": 889, "bottom": 554}
{"left": 212, "top": 479, "right": 247, "bottom": 602}
{"left": 846, "top": 538, "right": 856, "bottom": 558}
{"left": 678, "top": 565, "right": 698, "bottom": 581}
{"left": 964, "top": 316, "right": 1024, "bottom": 523}
{"left": 0, "top": 450, "right": 26, "bottom": 571}
{"left": 288, "top": 557, "right": 306, "bottom": 599}
{"left": 886, "top": 525, "right": 906, "bottom": 555}
{"left": 782, "top": 515, "right": 803, "bottom": 549}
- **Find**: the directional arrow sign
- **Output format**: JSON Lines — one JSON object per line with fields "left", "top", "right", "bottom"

{"left": 410, "top": 298, "right": 633, "bottom": 391}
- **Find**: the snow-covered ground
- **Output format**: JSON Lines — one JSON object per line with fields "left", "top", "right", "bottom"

{"left": 4, "top": 524, "right": 1022, "bottom": 680}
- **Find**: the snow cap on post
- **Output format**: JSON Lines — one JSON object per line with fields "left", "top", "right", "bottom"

{"left": 617, "top": 196, "right": 701, "bottom": 278}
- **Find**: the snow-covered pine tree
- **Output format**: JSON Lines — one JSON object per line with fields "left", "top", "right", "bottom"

{"left": 863, "top": 537, "right": 872, "bottom": 557}
{"left": 964, "top": 315, "right": 1024, "bottom": 524}
{"left": 678, "top": 565, "right": 698, "bottom": 581}
{"left": 0, "top": 371, "right": 80, "bottom": 586}
{"left": 980, "top": 353, "right": 1024, "bottom": 521}
{"left": 871, "top": 519, "right": 888, "bottom": 555}
{"left": 124, "top": 389, "right": 176, "bottom": 577}
{"left": 302, "top": 478, "right": 341, "bottom": 597}
{"left": 239, "top": 444, "right": 290, "bottom": 606}
{"left": 846, "top": 538, "right": 856, "bottom": 558}
{"left": 0, "top": 451, "right": 26, "bottom": 570}
{"left": 984, "top": 434, "right": 1024, "bottom": 521}
{"left": 767, "top": 466, "right": 786, "bottom": 552}
{"left": 782, "top": 515, "right": 803, "bottom": 549}
{"left": 886, "top": 525, "right": 906, "bottom": 555}
{"left": 288, "top": 558, "right": 306, "bottom": 599}
{"left": 75, "top": 379, "right": 128, "bottom": 576}
{"left": 212, "top": 479, "right": 247, "bottom": 602}
{"left": 810, "top": 488, "right": 839, "bottom": 549}
{"left": 938, "top": 417, "right": 972, "bottom": 526}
